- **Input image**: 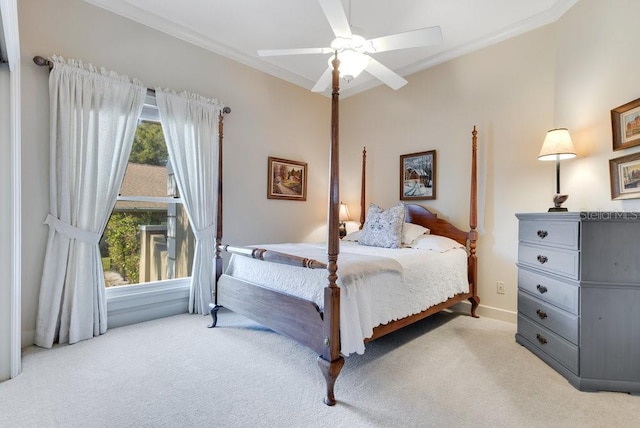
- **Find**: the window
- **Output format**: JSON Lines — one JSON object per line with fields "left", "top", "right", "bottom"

{"left": 101, "top": 106, "right": 194, "bottom": 288}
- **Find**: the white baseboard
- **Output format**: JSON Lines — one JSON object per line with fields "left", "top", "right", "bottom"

{"left": 21, "top": 329, "right": 34, "bottom": 349}
{"left": 450, "top": 301, "right": 517, "bottom": 324}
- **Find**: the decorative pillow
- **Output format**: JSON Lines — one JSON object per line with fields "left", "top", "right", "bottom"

{"left": 401, "top": 222, "right": 430, "bottom": 245}
{"left": 409, "top": 234, "right": 465, "bottom": 252}
{"left": 359, "top": 203, "right": 405, "bottom": 248}
{"left": 343, "top": 230, "right": 362, "bottom": 242}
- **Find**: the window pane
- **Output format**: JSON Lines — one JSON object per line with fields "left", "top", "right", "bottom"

{"left": 102, "top": 121, "right": 192, "bottom": 287}
{"left": 129, "top": 121, "right": 168, "bottom": 167}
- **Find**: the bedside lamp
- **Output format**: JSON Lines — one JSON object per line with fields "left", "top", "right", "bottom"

{"left": 538, "top": 128, "right": 576, "bottom": 212}
{"left": 339, "top": 202, "right": 351, "bottom": 238}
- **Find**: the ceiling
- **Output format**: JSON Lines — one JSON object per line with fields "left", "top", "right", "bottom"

{"left": 82, "top": 0, "right": 578, "bottom": 97}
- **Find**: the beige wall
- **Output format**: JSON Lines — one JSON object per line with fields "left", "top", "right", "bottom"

{"left": 555, "top": 0, "right": 640, "bottom": 210}
{"left": 341, "top": 0, "right": 640, "bottom": 321}
{"left": 18, "top": 0, "right": 331, "bottom": 345}
{"left": 17, "top": 0, "right": 640, "bottom": 344}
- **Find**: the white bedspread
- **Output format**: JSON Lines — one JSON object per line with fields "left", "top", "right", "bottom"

{"left": 224, "top": 241, "right": 469, "bottom": 356}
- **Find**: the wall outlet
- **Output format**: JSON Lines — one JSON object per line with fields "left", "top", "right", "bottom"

{"left": 496, "top": 281, "right": 505, "bottom": 294}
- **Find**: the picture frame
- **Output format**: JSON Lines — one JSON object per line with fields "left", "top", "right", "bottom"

{"left": 400, "top": 150, "right": 436, "bottom": 200}
{"left": 267, "top": 156, "right": 307, "bottom": 201}
{"left": 611, "top": 97, "right": 640, "bottom": 151}
{"left": 609, "top": 151, "right": 640, "bottom": 200}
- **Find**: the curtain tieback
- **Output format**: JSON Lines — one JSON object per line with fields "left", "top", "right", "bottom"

{"left": 44, "top": 214, "right": 101, "bottom": 245}
{"left": 193, "top": 222, "right": 217, "bottom": 241}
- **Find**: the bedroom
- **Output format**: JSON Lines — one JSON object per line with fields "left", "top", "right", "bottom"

{"left": 2, "top": 0, "right": 640, "bottom": 423}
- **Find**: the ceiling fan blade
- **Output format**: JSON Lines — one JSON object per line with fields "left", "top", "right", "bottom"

{"left": 258, "top": 47, "right": 333, "bottom": 57}
{"left": 318, "top": 0, "right": 352, "bottom": 39}
{"left": 311, "top": 66, "right": 333, "bottom": 92}
{"left": 368, "top": 26, "right": 443, "bottom": 53}
{"left": 365, "top": 57, "right": 408, "bottom": 90}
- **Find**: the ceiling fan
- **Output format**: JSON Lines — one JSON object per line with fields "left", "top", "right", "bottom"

{"left": 257, "top": 0, "right": 443, "bottom": 92}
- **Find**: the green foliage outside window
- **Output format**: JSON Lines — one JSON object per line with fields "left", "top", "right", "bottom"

{"left": 130, "top": 121, "right": 168, "bottom": 166}
{"left": 105, "top": 213, "right": 142, "bottom": 283}
{"left": 104, "top": 211, "right": 165, "bottom": 284}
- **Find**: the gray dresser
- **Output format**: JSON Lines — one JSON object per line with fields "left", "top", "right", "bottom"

{"left": 516, "top": 212, "right": 640, "bottom": 393}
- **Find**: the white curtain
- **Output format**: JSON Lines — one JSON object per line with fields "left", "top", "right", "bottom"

{"left": 155, "top": 89, "right": 221, "bottom": 314}
{"left": 35, "top": 56, "right": 146, "bottom": 348}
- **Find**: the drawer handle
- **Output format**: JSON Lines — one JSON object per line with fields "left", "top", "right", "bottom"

{"left": 537, "top": 255, "right": 548, "bottom": 264}
{"left": 536, "top": 284, "right": 548, "bottom": 294}
{"left": 536, "top": 309, "right": 548, "bottom": 320}
{"left": 536, "top": 334, "right": 547, "bottom": 345}
{"left": 537, "top": 230, "right": 548, "bottom": 239}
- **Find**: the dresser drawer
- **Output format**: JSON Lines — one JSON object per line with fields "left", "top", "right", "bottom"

{"left": 519, "top": 219, "right": 579, "bottom": 250}
{"left": 518, "top": 267, "right": 579, "bottom": 314}
{"left": 518, "top": 315, "right": 579, "bottom": 374}
{"left": 518, "top": 291, "right": 578, "bottom": 344}
{"left": 518, "top": 243, "right": 579, "bottom": 279}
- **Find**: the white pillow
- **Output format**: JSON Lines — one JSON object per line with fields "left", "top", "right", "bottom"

{"left": 402, "top": 222, "right": 430, "bottom": 245}
{"left": 343, "top": 230, "right": 361, "bottom": 242}
{"left": 359, "top": 203, "right": 405, "bottom": 248}
{"left": 409, "top": 234, "right": 465, "bottom": 252}
{"left": 344, "top": 223, "right": 428, "bottom": 244}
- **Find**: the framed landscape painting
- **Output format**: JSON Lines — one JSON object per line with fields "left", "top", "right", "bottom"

{"left": 267, "top": 156, "right": 307, "bottom": 201}
{"left": 609, "top": 151, "right": 640, "bottom": 200}
{"left": 400, "top": 150, "right": 436, "bottom": 200}
{"left": 611, "top": 97, "right": 640, "bottom": 151}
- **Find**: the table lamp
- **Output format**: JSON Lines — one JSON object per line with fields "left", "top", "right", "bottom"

{"left": 339, "top": 202, "right": 351, "bottom": 238}
{"left": 538, "top": 128, "right": 576, "bottom": 212}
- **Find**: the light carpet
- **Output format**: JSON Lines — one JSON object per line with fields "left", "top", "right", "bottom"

{"left": 1, "top": 309, "right": 638, "bottom": 427}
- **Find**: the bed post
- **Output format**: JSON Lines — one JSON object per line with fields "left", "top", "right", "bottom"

{"left": 317, "top": 52, "right": 345, "bottom": 406}
{"left": 468, "top": 126, "right": 480, "bottom": 317}
{"left": 208, "top": 108, "right": 227, "bottom": 327}
{"left": 359, "top": 147, "right": 367, "bottom": 229}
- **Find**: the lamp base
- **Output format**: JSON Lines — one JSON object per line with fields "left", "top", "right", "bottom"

{"left": 548, "top": 194, "right": 569, "bottom": 212}
{"left": 339, "top": 223, "right": 347, "bottom": 238}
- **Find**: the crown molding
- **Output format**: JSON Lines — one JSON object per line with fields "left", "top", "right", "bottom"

{"left": 82, "top": 0, "right": 318, "bottom": 90}
{"left": 82, "top": 0, "right": 579, "bottom": 99}
{"left": 341, "top": 0, "right": 580, "bottom": 98}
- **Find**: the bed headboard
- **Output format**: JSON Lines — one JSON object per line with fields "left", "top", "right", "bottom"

{"left": 404, "top": 204, "right": 470, "bottom": 245}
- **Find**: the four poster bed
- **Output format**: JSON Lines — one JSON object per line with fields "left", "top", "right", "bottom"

{"left": 209, "top": 55, "right": 480, "bottom": 405}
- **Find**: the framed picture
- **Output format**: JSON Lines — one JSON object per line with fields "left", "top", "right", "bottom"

{"left": 400, "top": 150, "right": 436, "bottom": 200}
{"left": 609, "top": 151, "right": 640, "bottom": 199}
{"left": 267, "top": 156, "right": 307, "bottom": 201}
{"left": 611, "top": 97, "right": 640, "bottom": 151}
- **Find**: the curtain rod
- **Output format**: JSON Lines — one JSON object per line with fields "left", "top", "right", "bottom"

{"left": 33, "top": 55, "right": 231, "bottom": 114}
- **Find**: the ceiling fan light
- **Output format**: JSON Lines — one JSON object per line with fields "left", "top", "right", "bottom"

{"left": 330, "top": 34, "right": 367, "bottom": 52}
{"left": 329, "top": 49, "right": 369, "bottom": 82}
{"left": 348, "top": 34, "right": 367, "bottom": 51}
{"left": 330, "top": 37, "right": 347, "bottom": 50}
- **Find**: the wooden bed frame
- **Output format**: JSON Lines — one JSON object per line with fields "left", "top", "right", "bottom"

{"left": 209, "top": 54, "right": 480, "bottom": 406}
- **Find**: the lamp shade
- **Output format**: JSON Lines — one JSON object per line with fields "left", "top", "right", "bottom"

{"left": 538, "top": 128, "right": 577, "bottom": 161}
{"left": 339, "top": 202, "right": 351, "bottom": 222}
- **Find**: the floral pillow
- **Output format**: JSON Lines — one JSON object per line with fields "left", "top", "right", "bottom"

{"left": 359, "top": 203, "right": 405, "bottom": 248}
